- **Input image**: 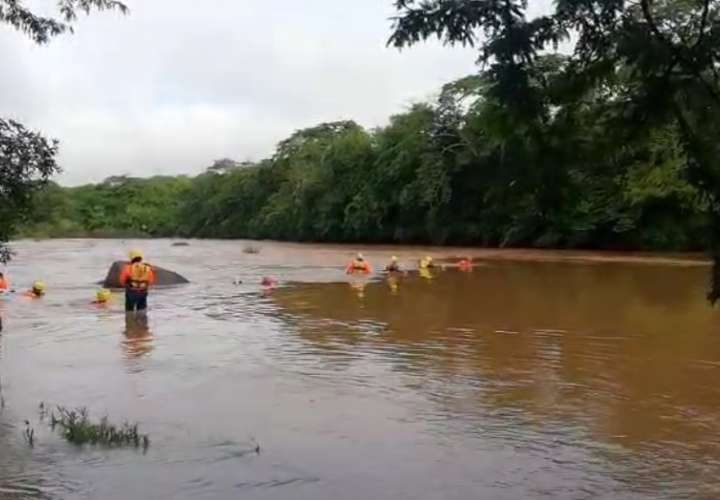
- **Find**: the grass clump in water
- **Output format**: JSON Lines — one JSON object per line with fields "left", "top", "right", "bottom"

{"left": 50, "top": 406, "right": 149, "bottom": 449}
{"left": 242, "top": 244, "right": 260, "bottom": 254}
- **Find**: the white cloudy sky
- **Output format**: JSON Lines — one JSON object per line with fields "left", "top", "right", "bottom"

{"left": 1, "top": 0, "right": 489, "bottom": 185}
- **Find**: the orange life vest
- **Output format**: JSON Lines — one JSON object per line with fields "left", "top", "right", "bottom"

{"left": 347, "top": 260, "right": 371, "bottom": 274}
{"left": 127, "top": 262, "right": 152, "bottom": 291}
{"left": 0, "top": 277, "right": 8, "bottom": 290}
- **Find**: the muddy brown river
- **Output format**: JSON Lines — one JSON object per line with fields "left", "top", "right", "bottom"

{"left": 0, "top": 239, "right": 718, "bottom": 499}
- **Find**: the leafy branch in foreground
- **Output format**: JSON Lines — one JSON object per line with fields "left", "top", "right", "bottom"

{"left": 0, "top": 0, "right": 128, "bottom": 44}
{"left": 0, "top": 119, "right": 59, "bottom": 263}
{"left": 0, "top": 0, "right": 128, "bottom": 261}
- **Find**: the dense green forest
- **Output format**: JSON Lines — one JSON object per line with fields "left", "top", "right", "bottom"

{"left": 21, "top": 69, "right": 708, "bottom": 250}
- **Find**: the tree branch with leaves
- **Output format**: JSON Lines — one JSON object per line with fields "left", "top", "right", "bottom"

{"left": 0, "top": 0, "right": 128, "bottom": 262}
{"left": 389, "top": 0, "right": 720, "bottom": 302}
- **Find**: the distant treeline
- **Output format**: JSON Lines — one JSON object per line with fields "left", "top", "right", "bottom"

{"left": 22, "top": 67, "right": 709, "bottom": 251}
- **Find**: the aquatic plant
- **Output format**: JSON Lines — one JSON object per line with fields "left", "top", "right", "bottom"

{"left": 49, "top": 406, "right": 149, "bottom": 450}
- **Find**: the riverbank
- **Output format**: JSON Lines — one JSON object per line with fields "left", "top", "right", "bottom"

{"left": 10, "top": 237, "right": 710, "bottom": 268}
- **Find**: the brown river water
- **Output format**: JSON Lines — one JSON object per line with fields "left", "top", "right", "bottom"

{"left": 0, "top": 239, "right": 719, "bottom": 500}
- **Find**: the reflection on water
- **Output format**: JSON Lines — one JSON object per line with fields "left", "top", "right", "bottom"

{"left": 0, "top": 239, "right": 719, "bottom": 500}
{"left": 418, "top": 267, "right": 433, "bottom": 281}
{"left": 386, "top": 275, "right": 400, "bottom": 295}
{"left": 272, "top": 262, "right": 720, "bottom": 499}
{"left": 348, "top": 281, "right": 366, "bottom": 300}
{"left": 122, "top": 313, "right": 154, "bottom": 359}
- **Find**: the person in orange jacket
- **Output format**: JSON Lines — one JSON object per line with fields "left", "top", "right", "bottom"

{"left": 346, "top": 253, "right": 372, "bottom": 274}
{"left": 119, "top": 250, "right": 156, "bottom": 314}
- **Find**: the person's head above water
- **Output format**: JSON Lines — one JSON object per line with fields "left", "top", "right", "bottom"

{"left": 96, "top": 288, "right": 111, "bottom": 303}
{"left": 356, "top": 253, "right": 364, "bottom": 261}
{"left": 391, "top": 256, "right": 398, "bottom": 262}
{"left": 129, "top": 249, "right": 144, "bottom": 263}
{"left": 32, "top": 280, "right": 45, "bottom": 296}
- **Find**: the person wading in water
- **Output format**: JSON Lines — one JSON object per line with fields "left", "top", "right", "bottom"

{"left": 346, "top": 253, "right": 372, "bottom": 274}
{"left": 119, "top": 250, "right": 156, "bottom": 315}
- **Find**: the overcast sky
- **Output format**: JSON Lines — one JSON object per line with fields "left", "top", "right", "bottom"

{"left": 0, "top": 1, "right": 490, "bottom": 185}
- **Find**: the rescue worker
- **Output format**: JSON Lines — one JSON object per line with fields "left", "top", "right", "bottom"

{"left": 23, "top": 281, "right": 45, "bottom": 298}
{"left": 92, "top": 288, "right": 112, "bottom": 306}
{"left": 119, "top": 250, "right": 156, "bottom": 314}
{"left": 346, "top": 253, "right": 372, "bottom": 274}
{"left": 458, "top": 258, "right": 474, "bottom": 271}
{"left": 261, "top": 276, "right": 278, "bottom": 296}
{"left": 261, "top": 276, "right": 278, "bottom": 287}
{"left": 385, "top": 256, "right": 401, "bottom": 272}
{"left": 0, "top": 272, "right": 8, "bottom": 291}
{"left": 419, "top": 256, "right": 435, "bottom": 269}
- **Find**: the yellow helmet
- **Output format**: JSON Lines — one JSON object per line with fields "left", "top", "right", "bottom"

{"left": 129, "top": 249, "right": 143, "bottom": 261}
{"left": 96, "top": 288, "right": 111, "bottom": 302}
{"left": 32, "top": 281, "right": 46, "bottom": 293}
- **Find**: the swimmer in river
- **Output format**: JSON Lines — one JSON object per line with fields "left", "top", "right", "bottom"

{"left": 419, "top": 256, "right": 435, "bottom": 270}
{"left": 458, "top": 257, "right": 474, "bottom": 271}
{"left": 261, "top": 277, "right": 278, "bottom": 287}
{"left": 346, "top": 253, "right": 372, "bottom": 274}
{"left": 91, "top": 288, "right": 112, "bottom": 306}
{"left": 261, "top": 276, "right": 278, "bottom": 296}
{"left": 385, "top": 256, "right": 401, "bottom": 272}
{"left": 23, "top": 281, "right": 45, "bottom": 298}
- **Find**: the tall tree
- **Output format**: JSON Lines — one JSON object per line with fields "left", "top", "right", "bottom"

{"left": 389, "top": 0, "right": 720, "bottom": 301}
{"left": 0, "top": 0, "right": 128, "bottom": 262}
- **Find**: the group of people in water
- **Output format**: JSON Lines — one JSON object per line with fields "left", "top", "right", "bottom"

{"left": 0, "top": 273, "right": 47, "bottom": 299}
{"left": 343, "top": 253, "right": 475, "bottom": 299}
{"left": 345, "top": 253, "right": 474, "bottom": 274}
{"left": 0, "top": 249, "right": 476, "bottom": 332}
{"left": 0, "top": 250, "right": 156, "bottom": 331}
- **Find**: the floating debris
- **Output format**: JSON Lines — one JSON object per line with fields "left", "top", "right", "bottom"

{"left": 242, "top": 245, "right": 260, "bottom": 254}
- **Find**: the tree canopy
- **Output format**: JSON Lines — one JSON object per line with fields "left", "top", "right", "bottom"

{"left": 389, "top": 0, "right": 720, "bottom": 300}
{"left": 22, "top": 72, "right": 708, "bottom": 256}
{"left": 0, "top": 0, "right": 128, "bottom": 43}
